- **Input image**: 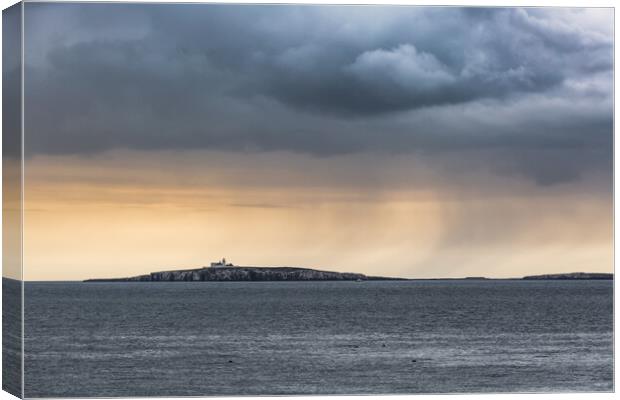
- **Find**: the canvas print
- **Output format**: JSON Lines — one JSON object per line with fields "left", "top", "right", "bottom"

{"left": 2, "top": 2, "right": 614, "bottom": 397}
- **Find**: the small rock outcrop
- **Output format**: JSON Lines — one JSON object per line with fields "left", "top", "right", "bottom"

{"left": 522, "top": 272, "right": 612, "bottom": 280}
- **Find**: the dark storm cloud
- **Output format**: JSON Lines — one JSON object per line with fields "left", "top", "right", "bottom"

{"left": 3, "top": 4, "right": 22, "bottom": 159}
{"left": 23, "top": 4, "right": 613, "bottom": 185}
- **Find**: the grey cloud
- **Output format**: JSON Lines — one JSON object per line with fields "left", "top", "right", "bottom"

{"left": 3, "top": 4, "right": 22, "bottom": 159}
{"left": 22, "top": 4, "right": 613, "bottom": 187}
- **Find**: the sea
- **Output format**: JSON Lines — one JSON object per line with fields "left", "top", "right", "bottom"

{"left": 18, "top": 280, "right": 613, "bottom": 397}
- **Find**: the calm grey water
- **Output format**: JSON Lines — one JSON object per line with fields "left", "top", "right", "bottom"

{"left": 24, "top": 280, "right": 613, "bottom": 397}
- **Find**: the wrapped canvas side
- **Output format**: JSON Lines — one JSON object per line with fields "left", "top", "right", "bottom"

{"left": 2, "top": 2, "right": 23, "bottom": 398}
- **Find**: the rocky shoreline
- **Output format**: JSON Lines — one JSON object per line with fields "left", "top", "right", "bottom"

{"left": 84, "top": 266, "right": 403, "bottom": 282}
{"left": 522, "top": 272, "right": 613, "bottom": 280}
{"left": 84, "top": 267, "right": 613, "bottom": 283}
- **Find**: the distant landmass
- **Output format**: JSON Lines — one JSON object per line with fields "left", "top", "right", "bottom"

{"left": 84, "top": 260, "right": 613, "bottom": 282}
{"left": 522, "top": 272, "right": 613, "bottom": 280}
{"left": 84, "top": 264, "right": 402, "bottom": 282}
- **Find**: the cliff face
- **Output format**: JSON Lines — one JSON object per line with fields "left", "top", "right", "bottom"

{"left": 85, "top": 266, "right": 388, "bottom": 282}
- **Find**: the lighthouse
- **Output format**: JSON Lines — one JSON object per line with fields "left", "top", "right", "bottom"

{"left": 210, "top": 257, "right": 233, "bottom": 268}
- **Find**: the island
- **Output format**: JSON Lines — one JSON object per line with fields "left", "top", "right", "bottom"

{"left": 522, "top": 272, "right": 613, "bottom": 280}
{"left": 84, "top": 259, "right": 402, "bottom": 282}
{"left": 84, "top": 259, "right": 613, "bottom": 282}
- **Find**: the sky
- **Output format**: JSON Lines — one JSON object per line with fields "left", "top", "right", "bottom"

{"left": 15, "top": 4, "right": 613, "bottom": 280}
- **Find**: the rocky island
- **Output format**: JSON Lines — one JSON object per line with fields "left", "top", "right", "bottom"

{"left": 84, "top": 259, "right": 613, "bottom": 282}
{"left": 84, "top": 259, "right": 402, "bottom": 282}
{"left": 522, "top": 272, "right": 613, "bottom": 280}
